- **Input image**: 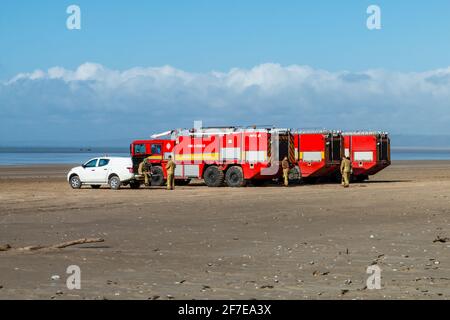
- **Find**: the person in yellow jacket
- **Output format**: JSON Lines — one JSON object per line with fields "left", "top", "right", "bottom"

{"left": 281, "top": 156, "right": 290, "bottom": 187}
{"left": 165, "top": 155, "right": 176, "bottom": 190}
{"left": 138, "top": 156, "right": 152, "bottom": 186}
{"left": 340, "top": 156, "right": 352, "bottom": 188}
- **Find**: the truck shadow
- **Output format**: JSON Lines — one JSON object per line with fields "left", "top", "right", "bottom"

{"left": 361, "top": 180, "right": 413, "bottom": 184}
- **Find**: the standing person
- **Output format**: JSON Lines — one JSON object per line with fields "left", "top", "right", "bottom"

{"left": 282, "top": 156, "right": 290, "bottom": 187}
{"left": 340, "top": 156, "right": 352, "bottom": 188}
{"left": 165, "top": 155, "right": 176, "bottom": 190}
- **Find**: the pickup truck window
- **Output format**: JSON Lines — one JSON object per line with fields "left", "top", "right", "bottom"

{"left": 98, "top": 159, "right": 110, "bottom": 167}
{"left": 84, "top": 159, "right": 98, "bottom": 168}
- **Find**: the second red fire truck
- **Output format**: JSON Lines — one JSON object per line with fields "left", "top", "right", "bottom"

{"left": 293, "top": 130, "right": 343, "bottom": 182}
{"left": 342, "top": 132, "right": 391, "bottom": 181}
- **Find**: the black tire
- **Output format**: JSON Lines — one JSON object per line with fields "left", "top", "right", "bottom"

{"left": 151, "top": 166, "right": 165, "bottom": 186}
{"left": 69, "top": 175, "right": 82, "bottom": 189}
{"left": 203, "top": 166, "right": 224, "bottom": 187}
{"left": 129, "top": 180, "right": 141, "bottom": 189}
{"left": 108, "top": 175, "right": 121, "bottom": 190}
{"left": 90, "top": 185, "right": 101, "bottom": 189}
{"left": 175, "top": 179, "right": 191, "bottom": 186}
{"left": 225, "top": 166, "right": 246, "bottom": 187}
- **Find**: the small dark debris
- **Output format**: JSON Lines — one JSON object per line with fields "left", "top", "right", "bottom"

{"left": 0, "top": 244, "right": 11, "bottom": 251}
{"left": 433, "top": 236, "right": 449, "bottom": 243}
{"left": 260, "top": 285, "right": 274, "bottom": 289}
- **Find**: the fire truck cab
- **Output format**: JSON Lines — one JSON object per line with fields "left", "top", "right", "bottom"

{"left": 130, "top": 138, "right": 190, "bottom": 186}
{"left": 342, "top": 132, "right": 391, "bottom": 181}
{"left": 293, "top": 131, "right": 343, "bottom": 182}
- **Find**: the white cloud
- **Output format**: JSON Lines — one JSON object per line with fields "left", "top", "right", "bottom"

{"left": 1, "top": 62, "right": 450, "bottom": 144}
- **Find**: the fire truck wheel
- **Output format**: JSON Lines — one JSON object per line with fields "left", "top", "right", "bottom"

{"left": 108, "top": 175, "right": 121, "bottom": 190}
{"left": 203, "top": 166, "right": 225, "bottom": 187}
{"left": 151, "top": 166, "right": 165, "bottom": 186}
{"left": 225, "top": 166, "right": 246, "bottom": 187}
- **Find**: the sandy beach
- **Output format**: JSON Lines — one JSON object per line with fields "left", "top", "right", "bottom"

{"left": 0, "top": 161, "right": 449, "bottom": 300}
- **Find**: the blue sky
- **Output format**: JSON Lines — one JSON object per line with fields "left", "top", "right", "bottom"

{"left": 2, "top": 0, "right": 450, "bottom": 77}
{"left": 1, "top": 1, "right": 450, "bottom": 146}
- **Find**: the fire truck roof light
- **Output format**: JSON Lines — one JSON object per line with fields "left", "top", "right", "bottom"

{"left": 342, "top": 131, "right": 389, "bottom": 136}
{"left": 150, "top": 130, "right": 173, "bottom": 138}
{"left": 292, "top": 129, "right": 342, "bottom": 134}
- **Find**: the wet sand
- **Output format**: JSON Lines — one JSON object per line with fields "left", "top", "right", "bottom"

{"left": 0, "top": 161, "right": 449, "bottom": 299}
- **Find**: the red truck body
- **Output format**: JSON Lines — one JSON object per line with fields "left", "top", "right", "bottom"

{"left": 293, "top": 131, "right": 343, "bottom": 180}
{"left": 343, "top": 132, "right": 391, "bottom": 180}
{"left": 172, "top": 127, "right": 295, "bottom": 187}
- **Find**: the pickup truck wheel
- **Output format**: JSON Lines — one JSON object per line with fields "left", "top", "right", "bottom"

{"left": 108, "top": 175, "right": 121, "bottom": 190}
{"left": 151, "top": 166, "right": 165, "bottom": 186}
{"left": 225, "top": 166, "right": 246, "bottom": 187}
{"left": 203, "top": 166, "right": 224, "bottom": 187}
{"left": 129, "top": 181, "right": 141, "bottom": 189}
{"left": 69, "top": 175, "right": 82, "bottom": 189}
{"left": 90, "top": 185, "right": 101, "bottom": 189}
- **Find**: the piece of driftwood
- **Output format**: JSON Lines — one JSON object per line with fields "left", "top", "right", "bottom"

{"left": 0, "top": 238, "right": 104, "bottom": 252}
{"left": 433, "top": 235, "right": 449, "bottom": 243}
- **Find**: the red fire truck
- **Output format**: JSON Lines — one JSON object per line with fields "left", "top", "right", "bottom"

{"left": 293, "top": 131, "right": 343, "bottom": 182}
{"left": 173, "top": 127, "right": 296, "bottom": 187}
{"left": 342, "top": 132, "right": 391, "bottom": 181}
{"left": 130, "top": 127, "right": 296, "bottom": 187}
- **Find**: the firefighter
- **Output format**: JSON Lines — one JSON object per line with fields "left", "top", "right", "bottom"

{"left": 340, "top": 156, "right": 352, "bottom": 188}
{"left": 138, "top": 156, "right": 152, "bottom": 186}
{"left": 165, "top": 155, "right": 176, "bottom": 190}
{"left": 282, "top": 156, "right": 290, "bottom": 187}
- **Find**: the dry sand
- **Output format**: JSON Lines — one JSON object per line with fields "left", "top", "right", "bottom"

{"left": 0, "top": 161, "right": 449, "bottom": 300}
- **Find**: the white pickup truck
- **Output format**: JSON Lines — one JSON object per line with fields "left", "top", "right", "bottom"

{"left": 67, "top": 157, "right": 139, "bottom": 190}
